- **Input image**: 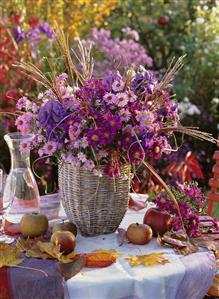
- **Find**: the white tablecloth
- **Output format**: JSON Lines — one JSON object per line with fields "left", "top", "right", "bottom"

{"left": 61, "top": 194, "right": 187, "bottom": 299}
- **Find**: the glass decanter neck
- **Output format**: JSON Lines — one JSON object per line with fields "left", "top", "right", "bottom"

{"left": 4, "top": 133, "right": 34, "bottom": 169}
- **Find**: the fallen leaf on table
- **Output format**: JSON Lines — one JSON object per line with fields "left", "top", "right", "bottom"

{"left": 157, "top": 233, "right": 198, "bottom": 255}
{"left": 191, "top": 233, "right": 219, "bottom": 255}
{"left": 117, "top": 228, "right": 129, "bottom": 246}
{"left": 126, "top": 252, "right": 170, "bottom": 267}
{"left": 16, "top": 238, "right": 75, "bottom": 263}
{"left": 0, "top": 243, "right": 24, "bottom": 268}
{"left": 93, "top": 249, "right": 122, "bottom": 258}
{"left": 128, "top": 197, "right": 147, "bottom": 211}
{"left": 75, "top": 252, "right": 116, "bottom": 268}
{"left": 58, "top": 257, "right": 86, "bottom": 280}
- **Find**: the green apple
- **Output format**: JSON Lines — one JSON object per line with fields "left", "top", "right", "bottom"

{"left": 20, "top": 213, "right": 48, "bottom": 238}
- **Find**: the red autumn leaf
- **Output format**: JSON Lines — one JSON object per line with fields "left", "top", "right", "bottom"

{"left": 75, "top": 253, "right": 116, "bottom": 268}
{"left": 128, "top": 197, "right": 147, "bottom": 211}
{"left": 164, "top": 151, "right": 204, "bottom": 182}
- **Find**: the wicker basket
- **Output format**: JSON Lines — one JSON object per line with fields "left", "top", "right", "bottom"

{"left": 58, "top": 163, "right": 131, "bottom": 236}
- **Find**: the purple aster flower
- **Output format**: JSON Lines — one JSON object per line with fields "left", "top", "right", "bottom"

{"left": 13, "top": 26, "right": 25, "bottom": 43}
{"left": 39, "top": 22, "right": 55, "bottom": 39}
{"left": 38, "top": 100, "right": 67, "bottom": 134}
{"left": 19, "top": 140, "right": 31, "bottom": 153}
{"left": 112, "top": 80, "right": 125, "bottom": 92}
{"left": 43, "top": 141, "right": 58, "bottom": 155}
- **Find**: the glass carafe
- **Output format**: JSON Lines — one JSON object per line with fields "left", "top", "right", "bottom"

{"left": 3, "top": 133, "right": 40, "bottom": 224}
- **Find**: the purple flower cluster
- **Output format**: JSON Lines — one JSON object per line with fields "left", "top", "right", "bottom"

{"left": 155, "top": 183, "right": 207, "bottom": 237}
{"left": 82, "top": 28, "right": 153, "bottom": 76}
{"left": 16, "top": 64, "right": 179, "bottom": 176}
{"left": 13, "top": 22, "right": 55, "bottom": 58}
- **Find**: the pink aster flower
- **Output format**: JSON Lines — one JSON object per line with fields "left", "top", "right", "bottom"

{"left": 16, "top": 96, "right": 29, "bottom": 110}
{"left": 19, "top": 140, "right": 31, "bottom": 153}
{"left": 15, "top": 116, "right": 27, "bottom": 130}
{"left": 77, "top": 152, "right": 87, "bottom": 162}
{"left": 115, "top": 92, "right": 128, "bottom": 107}
{"left": 80, "top": 137, "right": 88, "bottom": 148}
{"left": 43, "top": 141, "right": 58, "bottom": 155}
{"left": 103, "top": 92, "right": 116, "bottom": 104}
{"left": 126, "top": 90, "right": 137, "bottom": 102}
{"left": 112, "top": 80, "right": 125, "bottom": 92}
{"left": 84, "top": 159, "right": 95, "bottom": 171}
{"left": 55, "top": 73, "right": 68, "bottom": 86}
{"left": 119, "top": 108, "right": 131, "bottom": 122}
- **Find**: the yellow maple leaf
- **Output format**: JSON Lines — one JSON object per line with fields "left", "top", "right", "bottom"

{"left": 93, "top": 249, "right": 122, "bottom": 258}
{"left": 0, "top": 243, "right": 24, "bottom": 268}
{"left": 16, "top": 238, "right": 75, "bottom": 263}
{"left": 126, "top": 252, "right": 170, "bottom": 267}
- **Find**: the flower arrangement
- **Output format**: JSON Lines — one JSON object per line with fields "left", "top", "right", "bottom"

{"left": 14, "top": 26, "right": 215, "bottom": 197}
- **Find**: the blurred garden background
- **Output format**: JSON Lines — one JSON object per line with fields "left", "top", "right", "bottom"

{"left": 0, "top": 0, "right": 218, "bottom": 214}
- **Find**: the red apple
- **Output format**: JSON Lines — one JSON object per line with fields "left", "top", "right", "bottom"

{"left": 126, "top": 223, "right": 153, "bottom": 245}
{"left": 143, "top": 208, "right": 172, "bottom": 236}
{"left": 158, "top": 16, "right": 169, "bottom": 26}
{"left": 51, "top": 231, "right": 76, "bottom": 254}
{"left": 52, "top": 221, "right": 77, "bottom": 236}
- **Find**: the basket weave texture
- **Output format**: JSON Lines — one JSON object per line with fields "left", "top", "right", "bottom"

{"left": 58, "top": 162, "right": 131, "bottom": 236}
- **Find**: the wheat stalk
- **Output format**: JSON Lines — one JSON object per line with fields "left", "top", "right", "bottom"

{"left": 159, "top": 126, "right": 217, "bottom": 143}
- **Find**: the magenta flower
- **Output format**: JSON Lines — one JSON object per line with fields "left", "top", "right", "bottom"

{"left": 104, "top": 161, "right": 121, "bottom": 177}
{"left": 104, "top": 114, "right": 122, "bottom": 130}
{"left": 87, "top": 129, "right": 103, "bottom": 146}
{"left": 128, "top": 144, "right": 145, "bottom": 164}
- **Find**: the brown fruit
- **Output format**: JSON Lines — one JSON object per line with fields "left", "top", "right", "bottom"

{"left": 126, "top": 223, "right": 153, "bottom": 245}
{"left": 143, "top": 208, "right": 172, "bottom": 236}
{"left": 51, "top": 230, "right": 76, "bottom": 254}
{"left": 52, "top": 221, "right": 77, "bottom": 236}
{"left": 20, "top": 213, "right": 48, "bottom": 238}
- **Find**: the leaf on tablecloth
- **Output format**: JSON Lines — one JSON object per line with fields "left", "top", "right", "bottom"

{"left": 157, "top": 233, "right": 198, "bottom": 255}
{"left": 191, "top": 233, "right": 219, "bottom": 255}
{"left": 0, "top": 243, "right": 24, "bottom": 268}
{"left": 128, "top": 197, "right": 147, "bottom": 211}
{"left": 16, "top": 238, "right": 75, "bottom": 263}
{"left": 117, "top": 228, "right": 129, "bottom": 246}
{"left": 76, "top": 252, "right": 116, "bottom": 268}
{"left": 93, "top": 249, "right": 122, "bottom": 258}
{"left": 59, "top": 257, "right": 86, "bottom": 280}
{"left": 126, "top": 252, "right": 170, "bottom": 267}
